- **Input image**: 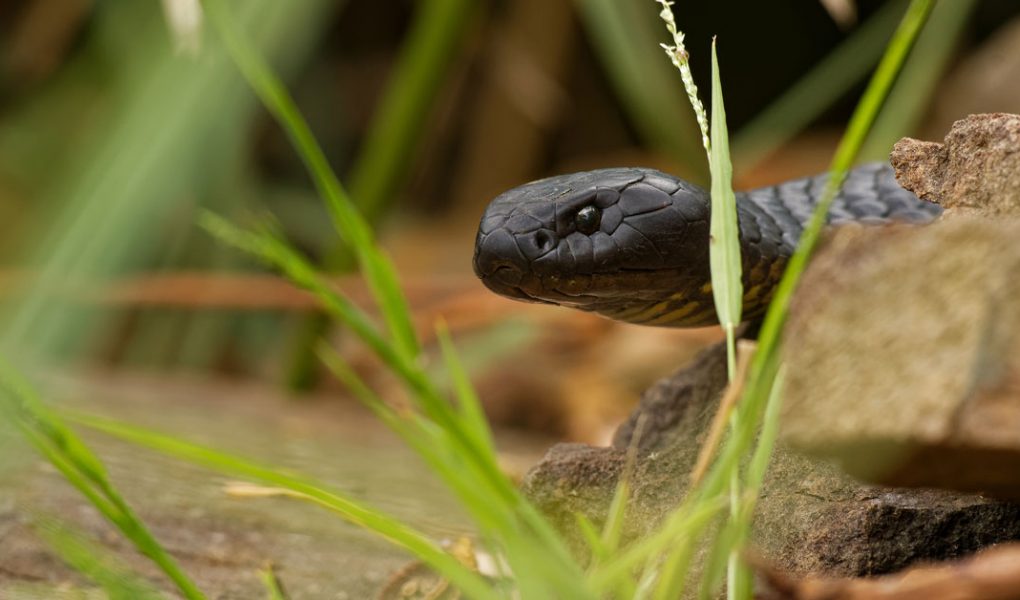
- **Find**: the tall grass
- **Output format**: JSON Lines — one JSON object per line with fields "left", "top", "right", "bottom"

{"left": 284, "top": 0, "right": 481, "bottom": 389}
{"left": 578, "top": 0, "right": 708, "bottom": 179}
{"left": 34, "top": 518, "right": 165, "bottom": 600}
{"left": 670, "top": 0, "right": 936, "bottom": 597}
{"left": 0, "top": 360, "right": 205, "bottom": 599}
{"left": 3, "top": 0, "right": 936, "bottom": 597}
{"left": 0, "top": 0, "right": 333, "bottom": 366}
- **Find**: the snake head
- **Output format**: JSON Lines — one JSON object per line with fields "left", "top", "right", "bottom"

{"left": 473, "top": 167, "right": 719, "bottom": 326}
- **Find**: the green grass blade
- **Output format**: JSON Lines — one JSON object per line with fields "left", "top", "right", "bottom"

{"left": 858, "top": 0, "right": 977, "bottom": 160}
{"left": 435, "top": 322, "right": 497, "bottom": 458}
{"left": 741, "top": 367, "right": 785, "bottom": 517}
{"left": 575, "top": 513, "right": 606, "bottom": 560}
{"left": 600, "top": 478, "right": 629, "bottom": 558}
{"left": 0, "top": 363, "right": 206, "bottom": 600}
{"left": 698, "top": 515, "right": 740, "bottom": 600}
{"left": 731, "top": 0, "right": 905, "bottom": 168}
{"left": 67, "top": 411, "right": 500, "bottom": 600}
{"left": 194, "top": 0, "right": 525, "bottom": 506}
{"left": 344, "top": 0, "right": 480, "bottom": 225}
{"left": 707, "top": 40, "right": 742, "bottom": 379}
{"left": 207, "top": 207, "right": 583, "bottom": 581}
{"left": 285, "top": 0, "right": 481, "bottom": 390}
{"left": 587, "top": 496, "right": 726, "bottom": 589}
{"left": 203, "top": 213, "right": 485, "bottom": 455}
{"left": 728, "top": 368, "right": 786, "bottom": 600}
{"left": 0, "top": 360, "right": 108, "bottom": 486}
{"left": 317, "top": 343, "right": 592, "bottom": 598}
{"left": 204, "top": 214, "right": 529, "bottom": 514}
{"left": 199, "top": 214, "right": 404, "bottom": 379}
{"left": 577, "top": 0, "right": 707, "bottom": 177}
{"left": 200, "top": 0, "right": 420, "bottom": 363}
{"left": 36, "top": 518, "right": 166, "bottom": 600}
{"left": 258, "top": 565, "right": 288, "bottom": 600}
{"left": 315, "top": 345, "right": 515, "bottom": 534}
{"left": 750, "top": 0, "right": 935, "bottom": 371}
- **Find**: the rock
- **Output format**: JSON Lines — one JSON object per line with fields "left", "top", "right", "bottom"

{"left": 524, "top": 113, "right": 1020, "bottom": 579}
{"left": 757, "top": 542, "right": 1020, "bottom": 600}
{"left": 782, "top": 220, "right": 1020, "bottom": 498}
{"left": 524, "top": 341, "right": 1020, "bottom": 578}
{"left": 891, "top": 113, "right": 1020, "bottom": 216}
{"left": 783, "top": 113, "right": 1020, "bottom": 497}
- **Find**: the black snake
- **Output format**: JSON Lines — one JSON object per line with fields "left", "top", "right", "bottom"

{"left": 473, "top": 163, "right": 939, "bottom": 327}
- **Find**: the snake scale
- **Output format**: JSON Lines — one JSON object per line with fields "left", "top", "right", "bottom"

{"left": 473, "top": 163, "right": 940, "bottom": 327}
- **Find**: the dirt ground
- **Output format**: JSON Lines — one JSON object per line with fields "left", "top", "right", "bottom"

{"left": 0, "top": 371, "right": 555, "bottom": 599}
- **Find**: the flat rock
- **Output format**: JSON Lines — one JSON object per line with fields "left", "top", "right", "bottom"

{"left": 524, "top": 341, "right": 1020, "bottom": 577}
{"left": 524, "top": 113, "right": 1020, "bottom": 576}
{"left": 782, "top": 220, "right": 1020, "bottom": 498}
{"left": 782, "top": 113, "right": 1020, "bottom": 497}
{"left": 0, "top": 373, "right": 474, "bottom": 599}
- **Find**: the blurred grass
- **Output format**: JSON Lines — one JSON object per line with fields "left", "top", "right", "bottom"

{"left": 194, "top": 3, "right": 591, "bottom": 593}
{"left": 0, "top": 0, "right": 950, "bottom": 596}
{"left": 0, "top": 0, "right": 336, "bottom": 368}
{"left": 729, "top": 0, "right": 907, "bottom": 169}
{"left": 0, "top": 359, "right": 205, "bottom": 598}
{"left": 283, "top": 0, "right": 481, "bottom": 390}
{"left": 258, "top": 565, "right": 288, "bottom": 600}
{"left": 70, "top": 409, "right": 499, "bottom": 600}
{"left": 35, "top": 518, "right": 165, "bottom": 600}
{"left": 578, "top": 0, "right": 708, "bottom": 180}
{"left": 858, "top": 0, "right": 977, "bottom": 160}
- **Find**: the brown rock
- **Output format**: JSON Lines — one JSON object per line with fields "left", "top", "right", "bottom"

{"left": 892, "top": 113, "right": 1020, "bottom": 216}
{"left": 786, "top": 114, "right": 1020, "bottom": 497}
{"left": 524, "top": 341, "right": 1020, "bottom": 578}
{"left": 757, "top": 542, "right": 1020, "bottom": 600}
{"left": 782, "top": 220, "right": 1020, "bottom": 498}
{"left": 525, "top": 114, "right": 1020, "bottom": 580}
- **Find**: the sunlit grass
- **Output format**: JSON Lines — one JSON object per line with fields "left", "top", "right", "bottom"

{"left": 35, "top": 517, "right": 164, "bottom": 600}
{"left": 284, "top": 0, "right": 481, "bottom": 389}
{"left": 0, "top": 0, "right": 937, "bottom": 597}
{"left": 656, "top": 2, "right": 745, "bottom": 594}
{"left": 681, "top": 1, "right": 937, "bottom": 597}
{"left": 0, "top": 361, "right": 205, "bottom": 599}
{"left": 578, "top": 0, "right": 707, "bottom": 179}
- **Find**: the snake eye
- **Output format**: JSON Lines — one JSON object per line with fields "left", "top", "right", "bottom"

{"left": 574, "top": 205, "right": 601, "bottom": 235}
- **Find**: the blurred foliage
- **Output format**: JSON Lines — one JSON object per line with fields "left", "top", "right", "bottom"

{"left": 0, "top": 0, "right": 1015, "bottom": 596}
{"left": 0, "top": 0, "right": 1013, "bottom": 381}
{"left": 0, "top": 0, "right": 337, "bottom": 371}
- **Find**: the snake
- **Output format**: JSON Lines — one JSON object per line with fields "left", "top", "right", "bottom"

{"left": 472, "top": 163, "right": 940, "bottom": 327}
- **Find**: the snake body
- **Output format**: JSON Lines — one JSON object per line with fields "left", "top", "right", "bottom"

{"left": 472, "top": 163, "right": 940, "bottom": 327}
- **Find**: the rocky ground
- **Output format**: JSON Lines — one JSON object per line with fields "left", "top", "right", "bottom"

{"left": 523, "top": 113, "right": 1020, "bottom": 596}
{"left": 0, "top": 372, "right": 551, "bottom": 599}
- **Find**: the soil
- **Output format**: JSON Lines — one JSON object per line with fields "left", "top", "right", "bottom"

{"left": 0, "top": 371, "right": 553, "bottom": 599}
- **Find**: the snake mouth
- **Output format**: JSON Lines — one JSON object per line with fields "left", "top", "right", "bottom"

{"left": 477, "top": 260, "right": 544, "bottom": 304}
{"left": 477, "top": 255, "right": 606, "bottom": 306}
{"left": 479, "top": 278, "right": 554, "bottom": 305}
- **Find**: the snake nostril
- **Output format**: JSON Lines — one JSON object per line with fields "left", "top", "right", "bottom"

{"left": 534, "top": 229, "right": 556, "bottom": 254}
